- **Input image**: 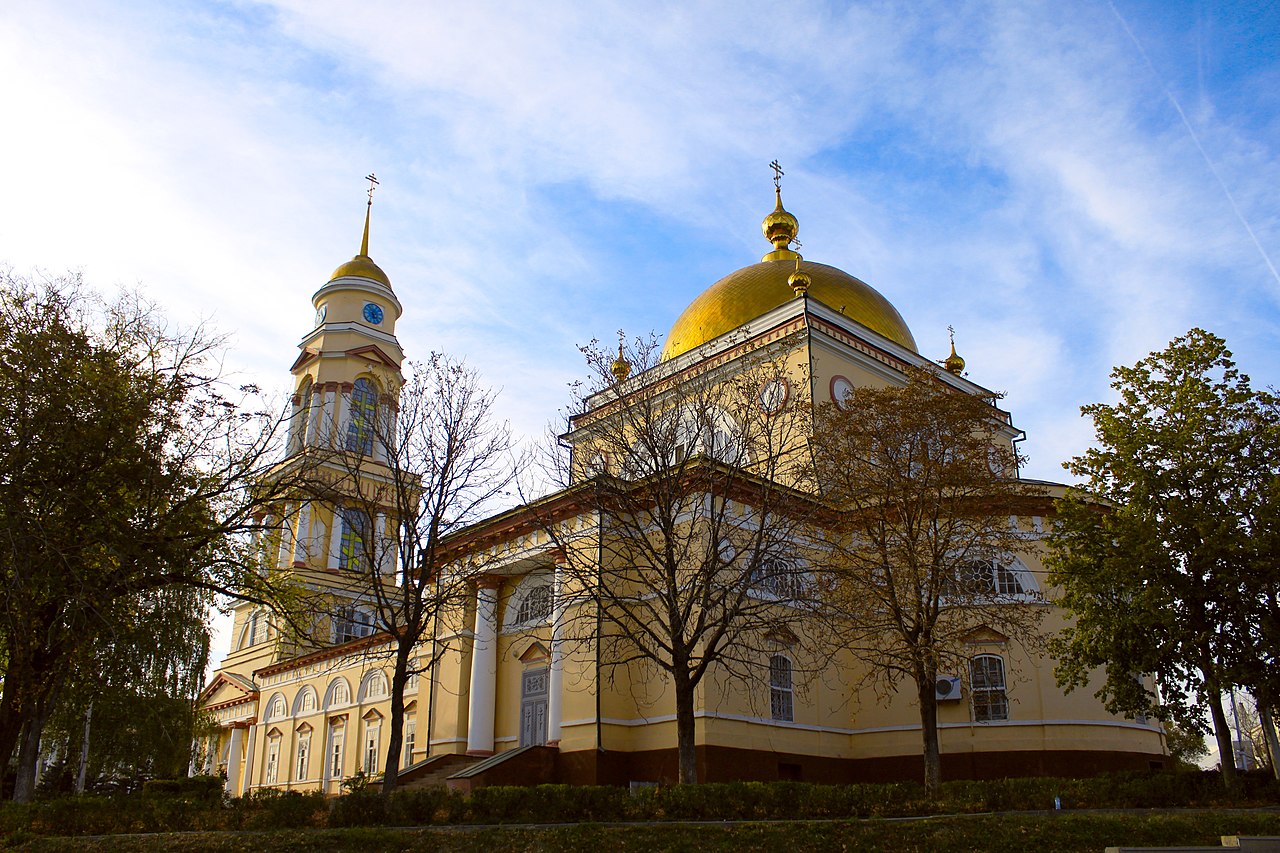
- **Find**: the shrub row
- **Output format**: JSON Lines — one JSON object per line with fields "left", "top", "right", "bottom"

{"left": 1, "top": 770, "right": 1276, "bottom": 838}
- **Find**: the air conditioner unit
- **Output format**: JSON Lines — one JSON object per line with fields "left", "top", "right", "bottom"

{"left": 935, "top": 675, "right": 962, "bottom": 701}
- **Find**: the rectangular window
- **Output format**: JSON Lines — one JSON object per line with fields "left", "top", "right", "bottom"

{"left": 265, "top": 738, "right": 280, "bottom": 785}
{"left": 295, "top": 735, "right": 310, "bottom": 781}
{"left": 364, "top": 725, "right": 380, "bottom": 775}
{"left": 970, "top": 655, "right": 1008, "bottom": 722}
{"left": 330, "top": 728, "right": 344, "bottom": 780}
{"left": 403, "top": 716, "right": 416, "bottom": 764}
{"left": 770, "top": 655, "right": 794, "bottom": 722}
{"left": 333, "top": 605, "right": 374, "bottom": 644}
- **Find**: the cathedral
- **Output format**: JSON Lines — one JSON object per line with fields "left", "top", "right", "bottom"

{"left": 198, "top": 179, "right": 1169, "bottom": 793}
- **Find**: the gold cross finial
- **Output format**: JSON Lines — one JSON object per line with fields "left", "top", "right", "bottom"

{"left": 359, "top": 173, "right": 379, "bottom": 257}
{"left": 365, "top": 173, "right": 379, "bottom": 206}
{"left": 769, "top": 160, "right": 784, "bottom": 191}
{"left": 947, "top": 324, "right": 956, "bottom": 345}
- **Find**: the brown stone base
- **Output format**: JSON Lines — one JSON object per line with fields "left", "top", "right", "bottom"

{"left": 552, "top": 745, "right": 1166, "bottom": 787}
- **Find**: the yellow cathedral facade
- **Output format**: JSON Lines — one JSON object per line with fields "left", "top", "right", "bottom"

{"left": 198, "top": 182, "right": 1169, "bottom": 794}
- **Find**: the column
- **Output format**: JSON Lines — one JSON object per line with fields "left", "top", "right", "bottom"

{"left": 276, "top": 503, "right": 294, "bottom": 571}
{"left": 307, "top": 388, "right": 325, "bottom": 447}
{"left": 240, "top": 723, "right": 258, "bottom": 795}
{"left": 292, "top": 503, "right": 312, "bottom": 566}
{"left": 466, "top": 576, "right": 502, "bottom": 755}
{"left": 375, "top": 513, "right": 394, "bottom": 576}
{"left": 329, "top": 508, "right": 345, "bottom": 569}
{"left": 225, "top": 726, "right": 244, "bottom": 796}
{"left": 320, "top": 386, "right": 336, "bottom": 445}
{"left": 287, "top": 393, "right": 302, "bottom": 454}
{"left": 546, "top": 559, "right": 566, "bottom": 745}
{"left": 334, "top": 383, "right": 350, "bottom": 449}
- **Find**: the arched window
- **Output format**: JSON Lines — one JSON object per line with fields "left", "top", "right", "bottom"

{"left": 326, "top": 678, "right": 351, "bottom": 709}
{"left": 359, "top": 670, "right": 389, "bottom": 702}
{"left": 264, "top": 731, "right": 282, "bottom": 785}
{"left": 338, "top": 509, "right": 368, "bottom": 572}
{"left": 292, "top": 687, "right": 318, "bottom": 716}
{"left": 970, "top": 654, "right": 1008, "bottom": 722}
{"left": 769, "top": 655, "right": 794, "bottom": 722}
{"left": 265, "top": 694, "right": 287, "bottom": 721}
{"left": 517, "top": 585, "right": 552, "bottom": 624}
{"left": 346, "top": 378, "right": 377, "bottom": 455}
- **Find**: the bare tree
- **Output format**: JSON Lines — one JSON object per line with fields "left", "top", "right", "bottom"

{"left": 808, "top": 366, "right": 1046, "bottom": 796}
{"left": 312, "top": 353, "right": 518, "bottom": 795}
{"left": 539, "top": 335, "right": 821, "bottom": 784}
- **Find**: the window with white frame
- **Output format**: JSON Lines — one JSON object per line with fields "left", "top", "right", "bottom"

{"left": 360, "top": 670, "right": 388, "bottom": 701}
{"left": 329, "top": 721, "right": 344, "bottom": 779}
{"left": 327, "top": 679, "right": 350, "bottom": 708}
{"left": 265, "top": 734, "right": 281, "bottom": 785}
{"left": 751, "top": 558, "right": 804, "bottom": 600}
{"left": 952, "top": 559, "right": 1032, "bottom": 598}
{"left": 300, "top": 689, "right": 316, "bottom": 714}
{"left": 363, "top": 722, "right": 380, "bottom": 774}
{"left": 970, "top": 654, "right": 1008, "bottom": 722}
{"left": 295, "top": 730, "right": 311, "bottom": 781}
{"left": 769, "top": 655, "right": 794, "bottom": 722}
{"left": 333, "top": 605, "right": 374, "bottom": 644}
{"left": 517, "top": 585, "right": 552, "bottom": 624}
{"left": 403, "top": 714, "right": 416, "bottom": 764}
{"left": 269, "top": 695, "right": 286, "bottom": 721}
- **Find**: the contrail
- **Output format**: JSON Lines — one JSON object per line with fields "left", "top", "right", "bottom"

{"left": 1107, "top": 0, "right": 1280, "bottom": 290}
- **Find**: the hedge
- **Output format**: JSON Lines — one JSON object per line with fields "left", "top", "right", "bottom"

{"left": 1, "top": 770, "right": 1276, "bottom": 839}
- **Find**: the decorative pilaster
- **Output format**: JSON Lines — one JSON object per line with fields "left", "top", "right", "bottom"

{"left": 547, "top": 558, "right": 566, "bottom": 745}
{"left": 292, "top": 503, "right": 312, "bottom": 566}
{"left": 466, "top": 576, "right": 503, "bottom": 755}
{"left": 240, "top": 723, "right": 258, "bottom": 794}
{"left": 225, "top": 726, "right": 245, "bottom": 795}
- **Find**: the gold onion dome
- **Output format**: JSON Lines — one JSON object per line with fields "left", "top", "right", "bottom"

{"left": 788, "top": 264, "right": 812, "bottom": 296}
{"left": 660, "top": 190, "right": 917, "bottom": 361}
{"left": 610, "top": 341, "right": 632, "bottom": 383}
{"left": 329, "top": 193, "right": 392, "bottom": 288}
{"left": 943, "top": 335, "right": 965, "bottom": 375}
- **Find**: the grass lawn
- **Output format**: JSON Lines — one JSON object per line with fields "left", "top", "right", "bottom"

{"left": 7, "top": 810, "right": 1280, "bottom": 852}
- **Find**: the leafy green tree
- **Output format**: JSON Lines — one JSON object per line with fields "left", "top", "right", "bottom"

{"left": 808, "top": 366, "right": 1046, "bottom": 796}
{"left": 0, "top": 271, "right": 295, "bottom": 801}
{"left": 1047, "top": 329, "right": 1280, "bottom": 791}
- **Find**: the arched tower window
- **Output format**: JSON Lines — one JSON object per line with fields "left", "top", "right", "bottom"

{"left": 338, "top": 508, "right": 368, "bottom": 572}
{"left": 347, "top": 378, "right": 377, "bottom": 455}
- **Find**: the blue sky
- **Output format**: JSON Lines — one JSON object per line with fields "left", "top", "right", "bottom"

{"left": 2, "top": 0, "right": 1278, "bottom": 483}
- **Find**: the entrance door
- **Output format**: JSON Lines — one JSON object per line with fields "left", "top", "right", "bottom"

{"left": 519, "top": 666, "right": 549, "bottom": 746}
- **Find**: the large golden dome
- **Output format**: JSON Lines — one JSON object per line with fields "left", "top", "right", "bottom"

{"left": 660, "top": 259, "right": 917, "bottom": 360}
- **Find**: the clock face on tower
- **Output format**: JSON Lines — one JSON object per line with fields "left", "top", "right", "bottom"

{"left": 314, "top": 304, "right": 327, "bottom": 327}
{"left": 362, "top": 302, "right": 384, "bottom": 325}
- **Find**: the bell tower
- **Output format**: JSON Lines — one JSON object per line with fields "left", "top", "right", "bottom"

{"left": 224, "top": 178, "right": 408, "bottom": 666}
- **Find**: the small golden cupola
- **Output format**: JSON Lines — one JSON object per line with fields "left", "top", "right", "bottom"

{"left": 329, "top": 173, "right": 392, "bottom": 288}
{"left": 788, "top": 257, "right": 812, "bottom": 296}
{"left": 610, "top": 338, "right": 632, "bottom": 383}
{"left": 943, "top": 326, "right": 966, "bottom": 375}
{"left": 761, "top": 161, "right": 801, "bottom": 263}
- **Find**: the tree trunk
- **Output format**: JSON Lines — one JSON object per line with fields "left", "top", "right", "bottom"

{"left": 674, "top": 676, "right": 698, "bottom": 784}
{"left": 917, "top": 670, "right": 942, "bottom": 797}
{"left": 13, "top": 714, "right": 44, "bottom": 803}
{"left": 1260, "top": 705, "right": 1280, "bottom": 781}
{"left": 76, "top": 703, "right": 92, "bottom": 794}
{"left": 380, "top": 644, "right": 411, "bottom": 797}
{"left": 1207, "top": 684, "right": 1240, "bottom": 791}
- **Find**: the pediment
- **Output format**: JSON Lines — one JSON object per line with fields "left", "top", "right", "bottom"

{"left": 200, "top": 672, "right": 259, "bottom": 708}
{"left": 345, "top": 344, "right": 400, "bottom": 370}
{"left": 290, "top": 348, "right": 320, "bottom": 372}
{"left": 962, "top": 626, "right": 1010, "bottom": 645}
{"left": 518, "top": 641, "right": 549, "bottom": 662}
